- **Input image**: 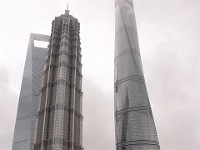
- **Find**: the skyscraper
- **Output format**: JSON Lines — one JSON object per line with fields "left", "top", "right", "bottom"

{"left": 34, "top": 10, "right": 83, "bottom": 150}
{"left": 12, "top": 33, "right": 50, "bottom": 150}
{"left": 114, "top": 0, "right": 160, "bottom": 149}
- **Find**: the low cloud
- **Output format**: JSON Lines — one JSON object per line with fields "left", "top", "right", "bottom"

{"left": 83, "top": 78, "right": 115, "bottom": 150}
{"left": 0, "top": 65, "right": 18, "bottom": 150}
{"left": 144, "top": 42, "right": 200, "bottom": 150}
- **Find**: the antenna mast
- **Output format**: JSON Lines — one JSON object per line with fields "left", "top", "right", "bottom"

{"left": 67, "top": 2, "right": 69, "bottom": 10}
{"left": 65, "top": 1, "right": 70, "bottom": 14}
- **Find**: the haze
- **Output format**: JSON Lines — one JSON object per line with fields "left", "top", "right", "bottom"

{"left": 0, "top": 0, "right": 200, "bottom": 149}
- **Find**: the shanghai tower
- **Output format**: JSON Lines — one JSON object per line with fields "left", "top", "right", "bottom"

{"left": 114, "top": 0, "right": 160, "bottom": 150}
{"left": 34, "top": 10, "right": 83, "bottom": 150}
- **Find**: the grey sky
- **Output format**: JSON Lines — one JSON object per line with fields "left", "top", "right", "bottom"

{"left": 0, "top": 0, "right": 200, "bottom": 150}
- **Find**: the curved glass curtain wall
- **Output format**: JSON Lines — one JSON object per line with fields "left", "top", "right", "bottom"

{"left": 114, "top": 0, "right": 160, "bottom": 149}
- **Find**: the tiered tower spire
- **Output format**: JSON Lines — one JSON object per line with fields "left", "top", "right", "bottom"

{"left": 34, "top": 9, "right": 83, "bottom": 150}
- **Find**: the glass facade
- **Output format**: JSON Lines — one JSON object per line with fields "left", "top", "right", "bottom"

{"left": 12, "top": 34, "right": 50, "bottom": 150}
{"left": 34, "top": 11, "right": 83, "bottom": 150}
{"left": 114, "top": 0, "right": 160, "bottom": 149}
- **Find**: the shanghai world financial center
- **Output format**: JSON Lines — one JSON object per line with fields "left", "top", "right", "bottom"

{"left": 12, "top": 0, "right": 160, "bottom": 150}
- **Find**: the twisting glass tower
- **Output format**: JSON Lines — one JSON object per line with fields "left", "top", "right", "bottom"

{"left": 34, "top": 10, "right": 83, "bottom": 150}
{"left": 114, "top": 0, "right": 160, "bottom": 149}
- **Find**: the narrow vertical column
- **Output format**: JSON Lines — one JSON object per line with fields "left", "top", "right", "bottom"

{"left": 114, "top": 0, "right": 160, "bottom": 149}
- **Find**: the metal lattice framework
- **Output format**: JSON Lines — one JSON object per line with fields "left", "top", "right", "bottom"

{"left": 34, "top": 11, "right": 83, "bottom": 150}
{"left": 114, "top": 0, "right": 160, "bottom": 149}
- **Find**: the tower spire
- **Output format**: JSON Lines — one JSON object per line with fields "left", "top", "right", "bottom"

{"left": 65, "top": 1, "right": 70, "bottom": 14}
{"left": 67, "top": 2, "right": 69, "bottom": 11}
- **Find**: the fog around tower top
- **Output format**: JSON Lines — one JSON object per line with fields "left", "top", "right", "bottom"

{"left": 0, "top": 0, "right": 200, "bottom": 150}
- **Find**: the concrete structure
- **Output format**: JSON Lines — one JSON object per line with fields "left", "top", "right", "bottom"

{"left": 114, "top": 0, "right": 160, "bottom": 149}
{"left": 34, "top": 10, "right": 83, "bottom": 150}
{"left": 12, "top": 33, "right": 50, "bottom": 150}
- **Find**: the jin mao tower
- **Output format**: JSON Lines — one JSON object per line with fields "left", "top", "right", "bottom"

{"left": 34, "top": 10, "right": 83, "bottom": 150}
{"left": 114, "top": 0, "right": 160, "bottom": 149}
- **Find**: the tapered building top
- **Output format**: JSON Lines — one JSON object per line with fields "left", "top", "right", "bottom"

{"left": 114, "top": 0, "right": 160, "bottom": 149}
{"left": 34, "top": 8, "right": 83, "bottom": 150}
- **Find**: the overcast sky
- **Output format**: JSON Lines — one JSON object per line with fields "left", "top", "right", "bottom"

{"left": 0, "top": 0, "right": 200, "bottom": 150}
